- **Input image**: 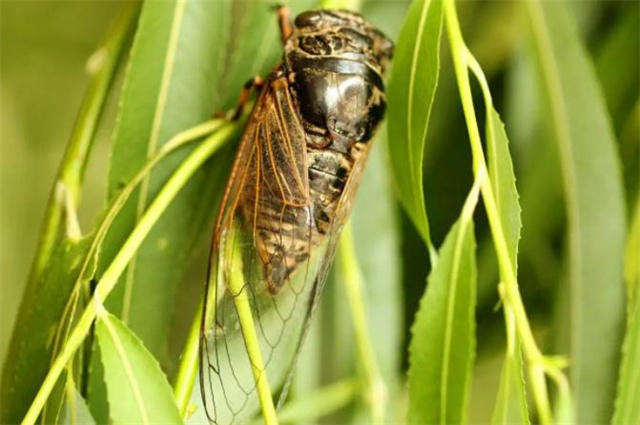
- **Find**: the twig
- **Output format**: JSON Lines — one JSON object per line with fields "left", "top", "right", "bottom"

{"left": 30, "top": 3, "right": 139, "bottom": 278}
{"left": 444, "top": 0, "right": 569, "bottom": 423}
{"left": 21, "top": 122, "right": 239, "bottom": 425}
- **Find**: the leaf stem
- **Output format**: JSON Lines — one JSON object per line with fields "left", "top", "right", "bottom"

{"left": 226, "top": 227, "right": 279, "bottom": 425}
{"left": 444, "top": 0, "right": 568, "bottom": 423}
{"left": 53, "top": 119, "right": 224, "bottom": 372}
{"left": 339, "top": 223, "right": 386, "bottom": 425}
{"left": 29, "top": 3, "right": 139, "bottom": 278}
{"left": 21, "top": 122, "right": 239, "bottom": 425}
{"left": 173, "top": 301, "right": 202, "bottom": 418}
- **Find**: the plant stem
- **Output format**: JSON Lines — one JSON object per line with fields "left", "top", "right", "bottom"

{"left": 21, "top": 123, "right": 239, "bottom": 425}
{"left": 173, "top": 301, "right": 202, "bottom": 418}
{"left": 31, "top": 3, "right": 139, "bottom": 278}
{"left": 53, "top": 118, "right": 224, "bottom": 371}
{"left": 444, "top": 0, "right": 568, "bottom": 423}
{"left": 339, "top": 223, "right": 386, "bottom": 425}
{"left": 226, "top": 227, "right": 279, "bottom": 425}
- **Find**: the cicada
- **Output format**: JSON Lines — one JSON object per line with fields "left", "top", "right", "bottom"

{"left": 199, "top": 8, "right": 393, "bottom": 424}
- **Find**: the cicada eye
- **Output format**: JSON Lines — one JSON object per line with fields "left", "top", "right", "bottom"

{"left": 294, "top": 11, "right": 323, "bottom": 28}
{"left": 373, "top": 29, "right": 394, "bottom": 63}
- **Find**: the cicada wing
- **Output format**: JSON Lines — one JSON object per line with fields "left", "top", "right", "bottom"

{"left": 199, "top": 77, "right": 324, "bottom": 425}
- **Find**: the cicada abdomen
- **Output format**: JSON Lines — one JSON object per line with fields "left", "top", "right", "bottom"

{"left": 199, "top": 9, "right": 393, "bottom": 424}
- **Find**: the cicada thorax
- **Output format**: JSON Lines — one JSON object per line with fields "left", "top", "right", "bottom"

{"left": 238, "top": 10, "right": 393, "bottom": 294}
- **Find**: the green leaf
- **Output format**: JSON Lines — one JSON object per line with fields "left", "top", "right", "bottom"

{"left": 351, "top": 132, "right": 403, "bottom": 388}
{"left": 60, "top": 386, "right": 96, "bottom": 425}
{"left": 485, "top": 109, "right": 521, "bottom": 270}
{"left": 87, "top": 338, "right": 109, "bottom": 425}
{"left": 612, "top": 293, "right": 640, "bottom": 425}
{"left": 504, "top": 49, "right": 563, "bottom": 290}
{"left": 483, "top": 108, "right": 528, "bottom": 424}
{"left": 491, "top": 337, "right": 529, "bottom": 425}
{"left": 594, "top": 4, "right": 639, "bottom": 131}
{"left": 101, "top": 0, "right": 230, "bottom": 366}
{"left": 625, "top": 201, "right": 640, "bottom": 306}
{"left": 407, "top": 183, "right": 479, "bottom": 424}
{"left": 387, "top": 0, "right": 443, "bottom": 252}
{"left": 0, "top": 238, "right": 91, "bottom": 423}
{"left": 527, "top": 2, "right": 627, "bottom": 422}
{"left": 95, "top": 310, "right": 183, "bottom": 425}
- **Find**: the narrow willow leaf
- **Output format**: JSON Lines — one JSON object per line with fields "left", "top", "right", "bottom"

{"left": 527, "top": 2, "right": 626, "bottom": 422}
{"left": 491, "top": 335, "right": 529, "bottom": 425}
{"left": 102, "top": 0, "right": 232, "bottom": 365}
{"left": 407, "top": 183, "right": 479, "bottom": 424}
{"left": 60, "top": 386, "right": 96, "bottom": 425}
{"left": 351, "top": 132, "right": 403, "bottom": 391}
{"left": 95, "top": 311, "right": 183, "bottom": 425}
{"left": 0, "top": 238, "right": 91, "bottom": 423}
{"left": 625, "top": 202, "right": 640, "bottom": 305}
{"left": 485, "top": 109, "right": 521, "bottom": 267}
{"left": 387, "top": 0, "right": 443, "bottom": 250}
{"left": 612, "top": 295, "right": 640, "bottom": 425}
{"left": 1, "top": 5, "right": 135, "bottom": 421}
{"left": 594, "top": 5, "right": 639, "bottom": 131}
{"left": 87, "top": 339, "right": 109, "bottom": 425}
{"left": 484, "top": 108, "right": 528, "bottom": 424}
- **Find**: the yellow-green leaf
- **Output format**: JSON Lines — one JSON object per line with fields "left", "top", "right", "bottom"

{"left": 407, "top": 181, "right": 479, "bottom": 424}
{"left": 485, "top": 109, "right": 528, "bottom": 425}
{"left": 387, "top": 0, "right": 443, "bottom": 252}
{"left": 96, "top": 311, "right": 183, "bottom": 425}
{"left": 527, "top": 2, "right": 626, "bottom": 422}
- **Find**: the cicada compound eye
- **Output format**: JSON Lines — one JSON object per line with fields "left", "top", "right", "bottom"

{"left": 294, "top": 11, "right": 323, "bottom": 28}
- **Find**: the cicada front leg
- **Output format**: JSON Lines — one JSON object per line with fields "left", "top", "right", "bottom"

{"left": 276, "top": 6, "right": 292, "bottom": 44}
{"left": 230, "top": 76, "right": 265, "bottom": 120}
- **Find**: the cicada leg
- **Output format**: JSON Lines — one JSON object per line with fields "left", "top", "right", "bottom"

{"left": 230, "top": 76, "right": 265, "bottom": 120}
{"left": 276, "top": 6, "right": 292, "bottom": 44}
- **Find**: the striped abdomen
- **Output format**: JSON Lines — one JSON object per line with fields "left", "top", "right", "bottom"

{"left": 243, "top": 140, "right": 354, "bottom": 294}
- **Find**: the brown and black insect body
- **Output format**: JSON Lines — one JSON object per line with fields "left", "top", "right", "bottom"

{"left": 239, "top": 9, "right": 392, "bottom": 293}
{"left": 200, "top": 8, "right": 392, "bottom": 424}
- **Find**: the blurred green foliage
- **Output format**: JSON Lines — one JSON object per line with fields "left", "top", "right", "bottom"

{"left": 1, "top": 0, "right": 638, "bottom": 424}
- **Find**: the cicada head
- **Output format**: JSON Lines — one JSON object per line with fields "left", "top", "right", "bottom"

{"left": 289, "top": 9, "right": 393, "bottom": 74}
{"left": 285, "top": 10, "right": 394, "bottom": 143}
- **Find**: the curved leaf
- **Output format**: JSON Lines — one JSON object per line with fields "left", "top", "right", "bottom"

{"left": 480, "top": 104, "right": 528, "bottom": 424}
{"left": 407, "top": 181, "right": 479, "bottom": 424}
{"left": 484, "top": 109, "right": 528, "bottom": 424}
{"left": 96, "top": 310, "right": 183, "bottom": 425}
{"left": 612, "top": 291, "right": 640, "bottom": 425}
{"left": 527, "top": 2, "right": 626, "bottom": 422}
{"left": 0, "top": 237, "right": 91, "bottom": 423}
{"left": 387, "top": 0, "right": 443, "bottom": 252}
